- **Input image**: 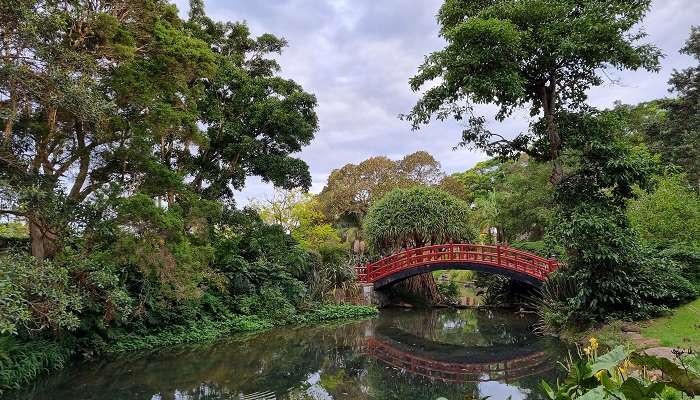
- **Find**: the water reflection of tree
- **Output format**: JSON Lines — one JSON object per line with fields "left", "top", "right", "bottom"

{"left": 12, "top": 322, "right": 372, "bottom": 400}
{"left": 11, "top": 312, "right": 568, "bottom": 400}
{"left": 379, "top": 308, "right": 537, "bottom": 347}
{"left": 366, "top": 361, "right": 479, "bottom": 400}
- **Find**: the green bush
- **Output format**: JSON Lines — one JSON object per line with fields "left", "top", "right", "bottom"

{"left": 659, "top": 245, "right": 700, "bottom": 291}
{"left": 0, "top": 253, "right": 83, "bottom": 335}
{"left": 628, "top": 174, "right": 700, "bottom": 248}
{"left": 437, "top": 280, "right": 460, "bottom": 302}
{"left": 292, "top": 304, "right": 378, "bottom": 324}
{"left": 104, "top": 305, "right": 377, "bottom": 354}
{"left": 104, "top": 315, "right": 273, "bottom": 354}
{"left": 235, "top": 286, "right": 298, "bottom": 324}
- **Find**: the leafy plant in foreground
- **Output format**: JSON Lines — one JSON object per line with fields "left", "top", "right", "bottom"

{"left": 541, "top": 339, "right": 700, "bottom": 399}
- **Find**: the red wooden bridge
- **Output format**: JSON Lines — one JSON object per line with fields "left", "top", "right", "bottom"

{"left": 356, "top": 243, "right": 559, "bottom": 288}
{"left": 364, "top": 337, "right": 553, "bottom": 384}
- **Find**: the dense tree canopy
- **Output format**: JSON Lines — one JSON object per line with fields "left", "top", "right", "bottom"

{"left": 614, "top": 28, "right": 700, "bottom": 188}
{"left": 364, "top": 186, "right": 475, "bottom": 253}
{"left": 628, "top": 174, "right": 700, "bottom": 248}
{"left": 404, "top": 0, "right": 661, "bottom": 183}
{"left": 187, "top": 3, "right": 318, "bottom": 199}
{"left": 0, "top": 0, "right": 318, "bottom": 259}
{"left": 550, "top": 110, "right": 696, "bottom": 319}
{"left": 318, "top": 151, "right": 449, "bottom": 222}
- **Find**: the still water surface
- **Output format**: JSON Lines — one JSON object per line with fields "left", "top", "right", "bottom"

{"left": 12, "top": 308, "right": 568, "bottom": 400}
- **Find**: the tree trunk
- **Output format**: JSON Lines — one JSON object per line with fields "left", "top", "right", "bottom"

{"left": 541, "top": 81, "right": 563, "bottom": 185}
{"left": 396, "top": 273, "right": 440, "bottom": 304}
{"left": 29, "top": 219, "right": 59, "bottom": 260}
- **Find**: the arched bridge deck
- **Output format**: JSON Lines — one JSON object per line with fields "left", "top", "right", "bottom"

{"left": 364, "top": 337, "right": 553, "bottom": 384}
{"left": 356, "top": 243, "right": 559, "bottom": 288}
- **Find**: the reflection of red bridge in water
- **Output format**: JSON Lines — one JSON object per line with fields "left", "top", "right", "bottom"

{"left": 357, "top": 243, "right": 560, "bottom": 288}
{"left": 364, "top": 337, "right": 553, "bottom": 384}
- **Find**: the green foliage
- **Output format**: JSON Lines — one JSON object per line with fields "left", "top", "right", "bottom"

{"left": 541, "top": 345, "right": 700, "bottom": 399}
{"left": 364, "top": 186, "right": 475, "bottom": 253}
{"left": 532, "top": 275, "right": 580, "bottom": 334}
{"left": 437, "top": 280, "right": 460, "bottom": 303}
{"left": 453, "top": 157, "right": 554, "bottom": 242}
{"left": 318, "top": 151, "right": 446, "bottom": 221}
{"left": 291, "top": 304, "right": 378, "bottom": 325}
{"left": 104, "top": 315, "right": 272, "bottom": 354}
{"left": 548, "top": 110, "right": 686, "bottom": 322}
{"left": 236, "top": 287, "right": 299, "bottom": 323}
{"left": 405, "top": 0, "right": 661, "bottom": 183}
{"left": 510, "top": 241, "right": 552, "bottom": 258}
{"left": 0, "top": 253, "right": 82, "bottom": 335}
{"left": 659, "top": 246, "right": 700, "bottom": 291}
{"left": 103, "top": 304, "right": 377, "bottom": 354}
{"left": 628, "top": 174, "right": 700, "bottom": 248}
{"left": 0, "top": 222, "right": 28, "bottom": 239}
{"left": 656, "top": 28, "right": 700, "bottom": 185}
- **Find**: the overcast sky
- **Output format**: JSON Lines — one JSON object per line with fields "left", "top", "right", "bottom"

{"left": 172, "top": 0, "right": 699, "bottom": 205}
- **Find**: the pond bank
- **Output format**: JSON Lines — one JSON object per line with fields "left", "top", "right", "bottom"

{"left": 562, "top": 298, "right": 700, "bottom": 356}
{"left": 7, "top": 308, "right": 569, "bottom": 400}
{"left": 0, "top": 304, "right": 378, "bottom": 395}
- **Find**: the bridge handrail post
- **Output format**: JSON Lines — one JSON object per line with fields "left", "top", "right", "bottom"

{"left": 497, "top": 244, "right": 501, "bottom": 266}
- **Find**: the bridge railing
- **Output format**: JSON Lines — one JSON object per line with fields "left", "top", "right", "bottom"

{"left": 364, "top": 337, "right": 552, "bottom": 383}
{"left": 356, "top": 243, "right": 559, "bottom": 284}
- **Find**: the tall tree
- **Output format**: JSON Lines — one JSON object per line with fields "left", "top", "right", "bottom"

{"left": 0, "top": 1, "right": 319, "bottom": 259}
{"left": 403, "top": 0, "right": 661, "bottom": 184}
{"left": 0, "top": 0, "right": 214, "bottom": 258}
{"left": 364, "top": 186, "right": 475, "bottom": 302}
{"left": 659, "top": 27, "right": 700, "bottom": 187}
{"left": 318, "top": 151, "right": 446, "bottom": 222}
{"left": 612, "top": 27, "right": 700, "bottom": 189}
{"left": 186, "top": 2, "right": 318, "bottom": 201}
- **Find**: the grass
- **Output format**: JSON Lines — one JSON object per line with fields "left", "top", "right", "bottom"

{"left": 641, "top": 298, "right": 700, "bottom": 348}
{"left": 561, "top": 299, "right": 700, "bottom": 351}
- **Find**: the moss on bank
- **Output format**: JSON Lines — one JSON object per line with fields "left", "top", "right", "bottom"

{"left": 0, "top": 304, "right": 378, "bottom": 394}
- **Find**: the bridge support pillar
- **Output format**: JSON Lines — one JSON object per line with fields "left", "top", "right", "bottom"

{"left": 360, "top": 283, "right": 389, "bottom": 307}
{"left": 361, "top": 283, "right": 374, "bottom": 305}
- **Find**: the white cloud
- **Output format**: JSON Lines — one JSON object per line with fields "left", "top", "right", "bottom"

{"left": 172, "top": 0, "right": 699, "bottom": 205}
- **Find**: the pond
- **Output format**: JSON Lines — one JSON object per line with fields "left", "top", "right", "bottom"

{"left": 11, "top": 308, "right": 569, "bottom": 400}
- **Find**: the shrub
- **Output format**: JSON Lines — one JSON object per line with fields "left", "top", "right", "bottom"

{"left": 628, "top": 174, "right": 700, "bottom": 248}
{"left": 437, "top": 280, "right": 460, "bottom": 303}
{"left": 659, "top": 245, "right": 700, "bottom": 291}
{"left": 235, "top": 286, "right": 298, "bottom": 324}
{"left": 292, "top": 304, "right": 378, "bottom": 324}
{"left": 0, "top": 253, "right": 83, "bottom": 336}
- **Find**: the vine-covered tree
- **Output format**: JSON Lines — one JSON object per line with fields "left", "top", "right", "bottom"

{"left": 403, "top": 0, "right": 662, "bottom": 184}
{"left": 364, "top": 186, "right": 475, "bottom": 301}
